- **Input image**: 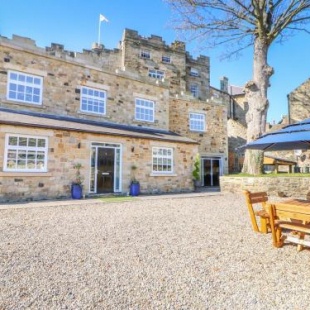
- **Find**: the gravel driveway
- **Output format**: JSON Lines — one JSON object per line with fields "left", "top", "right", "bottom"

{"left": 1, "top": 192, "right": 310, "bottom": 309}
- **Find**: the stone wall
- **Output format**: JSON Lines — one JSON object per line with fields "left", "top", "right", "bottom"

{"left": 169, "top": 97, "right": 228, "bottom": 171}
{"left": 185, "top": 55, "right": 210, "bottom": 100}
{"left": 0, "top": 124, "right": 198, "bottom": 202}
{"left": 288, "top": 78, "right": 310, "bottom": 123}
{"left": 121, "top": 29, "right": 211, "bottom": 100}
{"left": 220, "top": 175, "right": 310, "bottom": 198}
{"left": 227, "top": 94, "right": 247, "bottom": 172}
{"left": 0, "top": 29, "right": 229, "bottom": 201}
{"left": 0, "top": 38, "right": 171, "bottom": 131}
{"left": 121, "top": 29, "right": 187, "bottom": 98}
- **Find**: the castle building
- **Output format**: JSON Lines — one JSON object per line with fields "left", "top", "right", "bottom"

{"left": 0, "top": 29, "right": 229, "bottom": 202}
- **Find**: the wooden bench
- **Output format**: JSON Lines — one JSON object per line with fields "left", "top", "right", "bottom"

{"left": 243, "top": 190, "right": 270, "bottom": 234}
{"left": 268, "top": 200, "right": 310, "bottom": 251}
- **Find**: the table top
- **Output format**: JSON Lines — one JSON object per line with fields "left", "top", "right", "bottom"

{"left": 269, "top": 199, "right": 310, "bottom": 208}
{"left": 279, "top": 199, "right": 310, "bottom": 207}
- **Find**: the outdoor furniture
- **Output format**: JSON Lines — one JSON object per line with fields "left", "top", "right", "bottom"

{"left": 243, "top": 190, "right": 270, "bottom": 233}
{"left": 268, "top": 199, "right": 310, "bottom": 251}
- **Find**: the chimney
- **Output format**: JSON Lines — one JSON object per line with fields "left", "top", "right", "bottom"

{"left": 220, "top": 76, "right": 229, "bottom": 93}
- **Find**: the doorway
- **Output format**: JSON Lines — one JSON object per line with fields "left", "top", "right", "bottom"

{"left": 202, "top": 158, "right": 222, "bottom": 187}
{"left": 90, "top": 143, "right": 121, "bottom": 194}
{"left": 96, "top": 147, "right": 115, "bottom": 193}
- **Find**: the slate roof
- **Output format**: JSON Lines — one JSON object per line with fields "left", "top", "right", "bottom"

{"left": 0, "top": 107, "right": 198, "bottom": 144}
{"left": 229, "top": 85, "right": 244, "bottom": 96}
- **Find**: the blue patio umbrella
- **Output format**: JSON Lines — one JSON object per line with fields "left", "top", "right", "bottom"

{"left": 240, "top": 118, "right": 310, "bottom": 151}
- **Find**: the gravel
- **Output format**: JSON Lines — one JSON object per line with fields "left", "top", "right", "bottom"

{"left": 1, "top": 192, "right": 310, "bottom": 309}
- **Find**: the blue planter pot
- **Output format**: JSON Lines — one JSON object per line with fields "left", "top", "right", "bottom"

{"left": 71, "top": 184, "right": 82, "bottom": 199}
{"left": 130, "top": 182, "right": 140, "bottom": 196}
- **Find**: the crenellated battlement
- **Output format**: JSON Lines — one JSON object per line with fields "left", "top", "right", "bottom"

{"left": 1, "top": 29, "right": 209, "bottom": 72}
{"left": 0, "top": 28, "right": 218, "bottom": 102}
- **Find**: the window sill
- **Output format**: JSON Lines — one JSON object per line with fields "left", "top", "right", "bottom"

{"left": 2, "top": 99, "right": 44, "bottom": 108}
{"left": 0, "top": 172, "right": 52, "bottom": 177}
{"left": 134, "top": 118, "right": 155, "bottom": 124}
{"left": 78, "top": 110, "right": 106, "bottom": 117}
{"left": 150, "top": 173, "right": 177, "bottom": 177}
{"left": 190, "top": 130, "right": 206, "bottom": 133}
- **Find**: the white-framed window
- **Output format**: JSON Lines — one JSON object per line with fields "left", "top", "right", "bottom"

{"left": 190, "top": 113, "right": 206, "bottom": 132}
{"left": 148, "top": 69, "right": 165, "bottom": 79}
{"left": 7, "top": 71, "right": 43, "bottom": 105}
{"left": 190, "top": 68, "right": 199, "bottom": 77}
{"left": 162, "top": 55, "right": 171, "bottom": 63}
{"left": 190, "top": 84, "right": 199, "bottom": 98}
{"left": 135, "top": 98, "right": 154, "bottom": 122}
{"left": 80, "top": 86, "right": 106, "bottom": 115}
{"left": 140, "top": 49, "right": 151, "bottom": 59}
{"left": 4, "top": 134, "right": 48, "bottom": 172}
{"left": 152, "top": 147, "right": 173, "bottom": 173}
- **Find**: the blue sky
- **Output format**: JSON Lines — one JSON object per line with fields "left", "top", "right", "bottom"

{"left": 1, "top": 0, "right": 310, "bottom": 123}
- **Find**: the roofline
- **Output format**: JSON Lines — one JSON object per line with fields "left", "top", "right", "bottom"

{"left": 0, "top": 108, "right": 199, "bottom": 145}
{"left": 264, "top": 155, "right": 297, "bottom": 164}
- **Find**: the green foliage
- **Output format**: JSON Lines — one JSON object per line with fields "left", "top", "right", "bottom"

{"left": 192, "top": 154, "right": 200, "bottom": 181}
{"left": 73, "top": 163, "right": 84, "bottom": 185}
{"left": 226, "top": 172, "right": 310, "bottom": 178}
{"left": 131, "top": 164, "right": 139, "bottom": 184}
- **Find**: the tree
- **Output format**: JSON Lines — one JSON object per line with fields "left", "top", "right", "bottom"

{"left": 165, "top": 0, "right": 310, "bottom": 174}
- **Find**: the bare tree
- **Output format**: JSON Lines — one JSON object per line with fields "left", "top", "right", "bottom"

{"left": 165, "top": 0, "right": 310, "bottom": 174}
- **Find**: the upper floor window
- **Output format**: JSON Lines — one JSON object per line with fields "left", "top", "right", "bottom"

{"left": 152, "top": 147, "right": 173, "bottom": 173}
{"left": 7, "top": 71, "right": 43, "bottom": 105}
{"left": 135, "top": 98, "right": 154, "bottom": 122}
{"left": 190, "top": 68, "right": 199, "bottom": 77}
{"left": 4, "top": 134, "right": 48, "bottom": 172}
{"left": 140, "top": 49, "right": 151, "bottom": 59}
{"left": 190, "top": 113, "right": 206, "bottom": 132}
{"left": 80, "top": 86, "right": 106, "bottom": 115}
{"left": 148, "top": 69, "right": 165, "bottom": 80}
{"left": 190, "top": 84, "right": 199, "bottom": 98}
{"left": 162, "top": 55, "right": 171, "bottom": 63}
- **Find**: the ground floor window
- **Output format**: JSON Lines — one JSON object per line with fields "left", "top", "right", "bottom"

{"left": 4, "top": 134, "right": 48, "bottom": 172}
{"left": 152, "top": 147, "right": 173, "bottom": 173}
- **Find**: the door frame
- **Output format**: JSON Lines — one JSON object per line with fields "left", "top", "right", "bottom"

{"left": 96, "top": 147, "right": 115, "bottom": 194}
{"left": 201, "top": 156, "right": 223, "bottom": 187}
{"left": 89, "top": 142, "right": 122, "bottom": 194}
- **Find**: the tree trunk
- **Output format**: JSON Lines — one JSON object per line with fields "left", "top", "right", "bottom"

{"left": 242, "top": 37, "right": 273, "bottom": 175}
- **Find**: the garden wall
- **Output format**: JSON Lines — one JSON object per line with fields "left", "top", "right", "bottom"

{"left": 220, "top": 176, "right": 310, "bottom": 199}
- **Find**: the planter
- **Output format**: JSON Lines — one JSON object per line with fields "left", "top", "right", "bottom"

{"left": 193, "top": 179, "right": 201, "bottom": 191}
{"left": 130, "top": 182, "right": 140, "bottom": 196}
{"left": 71, "top": 184, "right": 82, "bottom": 199}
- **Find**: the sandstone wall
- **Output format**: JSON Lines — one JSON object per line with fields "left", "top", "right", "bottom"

{"left": 288, "top": 78, "right": 310, "bottom": 123}
{"left": 0, "top": 124, "right": 198, "bottom": 202}
{"left": 220, "top": 175, "right": 310, "bottom": 199}
{"left": 0, "top": 37, "right": 170, "bottom": 130}
{"left": 0, "top": 30, "right": 229, "bottom": 201}
{"left": 169, "top": 97, "right": 228, "bottom": 173}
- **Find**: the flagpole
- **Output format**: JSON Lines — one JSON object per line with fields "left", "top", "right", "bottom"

{"left": 98, "top": 18, "right": 101, "bottom": 46}
{"left": 97, "top": 14, "right": 108, "bottom": 47}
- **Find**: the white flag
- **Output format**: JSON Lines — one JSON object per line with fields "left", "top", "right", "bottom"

{"left": 100, "top": 14, "right": 109, "bottom": 22}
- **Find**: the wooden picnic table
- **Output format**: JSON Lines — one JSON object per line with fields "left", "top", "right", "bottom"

{"left": 267, "top": 198, "right": 310, "bottom": 251}
{"left": 276, "top": 198, "right": 310, "bottom": 208}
